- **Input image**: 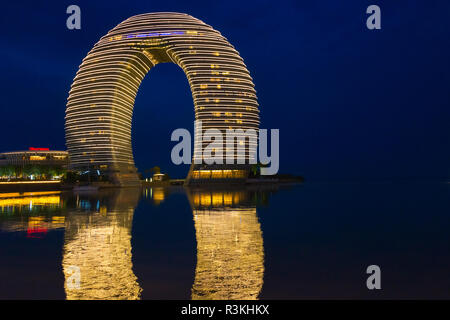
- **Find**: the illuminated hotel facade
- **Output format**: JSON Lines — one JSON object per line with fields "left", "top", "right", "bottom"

{"left": 65, "top": 12, "right": 260, "bottom": 185}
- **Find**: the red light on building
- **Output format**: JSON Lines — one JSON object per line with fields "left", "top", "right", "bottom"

{"left": 29, "top": 147, "right": 50, "bottom": 151}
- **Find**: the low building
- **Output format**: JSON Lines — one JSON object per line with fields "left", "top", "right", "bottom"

{"left": 0, "top": 148, "right": 69, "bottom": 167}
{"left": 152, "top": 173, "right": 169, "bottom": 182}
{"left": 0, "top": 148, "right": 69, "bottom": 180}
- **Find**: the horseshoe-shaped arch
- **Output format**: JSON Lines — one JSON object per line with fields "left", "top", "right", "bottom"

{"left": 65, "top": 12, "right": 260, "bottom": 185}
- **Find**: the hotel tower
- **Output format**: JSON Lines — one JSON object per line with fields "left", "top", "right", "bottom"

{"left": 65, "top": 13, "right": 260, "bottom": 185}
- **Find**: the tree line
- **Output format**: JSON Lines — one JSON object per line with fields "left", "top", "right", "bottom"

{"left": 0, "top": 165, "right": 66, "bottom": 180}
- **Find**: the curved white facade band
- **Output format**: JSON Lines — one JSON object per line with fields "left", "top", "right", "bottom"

{"left": 65, "top": 13, "right": 260, "bottom": 185}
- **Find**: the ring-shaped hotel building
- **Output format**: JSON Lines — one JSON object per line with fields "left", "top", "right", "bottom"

{"left": 65, "top": 12, "right": 260, "bottom": 185}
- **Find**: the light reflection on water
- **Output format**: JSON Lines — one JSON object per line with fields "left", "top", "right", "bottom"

{"left": 189, "top": 189, "right": 264, "bottom": 300}
{"left": 62, "top": 189, "right": 141, "bottom": 300}
{"left": 0, "top": 186, "right": 273, "bottom": 300}
{"left": 3, "top": 182, "right": 450, "bottom": 299}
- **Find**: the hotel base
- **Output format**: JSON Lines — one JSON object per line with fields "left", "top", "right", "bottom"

{"left": 81, "top": 163, "right": 251, "bottom": 187}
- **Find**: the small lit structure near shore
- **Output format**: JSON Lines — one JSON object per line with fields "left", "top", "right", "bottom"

{"left": 152, "top": 173, "right": 169, "bottom": 182}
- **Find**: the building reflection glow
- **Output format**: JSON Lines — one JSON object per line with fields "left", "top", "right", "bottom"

{"left": 62, "top": 188, "right": 142, "bottom": 300}
{"left": 188, "top": 189, "right": 264, "bottom": 300}
{"left": 0, "top": 192, "right": 65, "bottom": 236}
{"left": 0, "top": 186, "right": 270, "bottom": 300}
{"left": 0, "top": 191, "right": 62, "bottom": 213}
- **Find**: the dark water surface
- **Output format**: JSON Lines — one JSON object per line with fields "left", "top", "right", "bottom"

{"left": 0, "top": 182, "right": 449, "bottom": 299}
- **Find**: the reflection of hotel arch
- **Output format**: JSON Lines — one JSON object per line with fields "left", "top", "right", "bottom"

{"left": 187, "top": 189, "right": 264, "bottom": 300}
{"left": 65, "top": 13, "right": 260, "bottom": 185}
{"left": 62, "top": 189, "right": 142, "bottom": 300}
{"left": 62, "top": 188, "right": 264, "bottom": 300}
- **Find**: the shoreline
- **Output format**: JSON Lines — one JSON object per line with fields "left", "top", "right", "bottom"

{"left": 0, "top": 180, "right": 63, "bottom": 193}
{"left": 0, "top": 176, "right": 304, "bottom": 193}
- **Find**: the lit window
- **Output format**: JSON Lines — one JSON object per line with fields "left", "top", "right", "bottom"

{"left": 30, "top": 156, "right": 46, "bottom": 161}
{"left": 200, "top": 194, "right": 211, "bottom": 206}
{"left": 199, "top": 170, "right": 211, "bottom": 179}
{"left": 232, "top": 170, "right": 245, "bottom": 178}
{"left": 223, "top": 193, "right": 233, "bottom": 205}
{"left": 211, "top": 170, "right": 223, "bottom": 179}
{"left": 192, "top": 171, "right": 200, "bottom": 179}
{"left": 212, "top": 192, "right": 223, "bottom": 204}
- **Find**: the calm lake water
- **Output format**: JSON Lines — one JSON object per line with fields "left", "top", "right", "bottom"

{"left": 0, "top": 182, "right": 449, "bottom": 299}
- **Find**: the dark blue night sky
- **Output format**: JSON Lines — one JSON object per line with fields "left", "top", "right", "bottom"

{"left": 0, "top": 0, "right": 449, "bottom": 180}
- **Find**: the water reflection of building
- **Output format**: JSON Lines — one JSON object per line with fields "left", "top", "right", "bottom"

{"left": 142, "top": 187, "right": 168, "bottom": 205}
{"left": 0, "top": 187, "right": 269, "bottom": 300}
{"left": 62, "top": 188, "right": 142, "bottom": 300}
{"left": 187, "top": 189, "right": 264, "bottom": 300}
{"left": 0, "top": 191, "right": 63, "bottom": 213}
{"left": 0, "top": 192, "right": 65, "bottom": 237}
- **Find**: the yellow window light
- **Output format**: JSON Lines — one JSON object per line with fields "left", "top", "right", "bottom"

{"left": 30, "top": 156, "right": 46, "bottom": 161}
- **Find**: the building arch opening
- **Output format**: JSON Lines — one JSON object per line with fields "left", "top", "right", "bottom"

{"left": 132, "top": 63, "right": 193, "bottom": 181}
